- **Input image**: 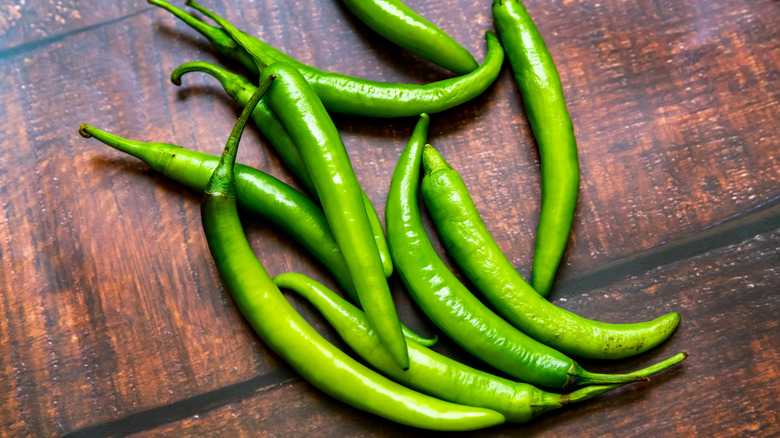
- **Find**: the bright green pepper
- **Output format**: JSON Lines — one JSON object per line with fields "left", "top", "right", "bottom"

{"left": 257, "top": 61, "right": 409, "bottom": 369}
{"left": 338, "top": 0, "right": 478, "bottom": 74}
{"left": 493, "top": 0, "right": 579, "bottom": 297}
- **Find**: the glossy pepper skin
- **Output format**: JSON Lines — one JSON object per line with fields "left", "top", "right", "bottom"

{"left": 257, "top": 61, "right": 409, "bottom": 369}
{"left": 385, "top": 114, "right": 646, "bottom": 390}
{"left": 199, "top": 78, "right": 505, "bottom": 431}
{"left": 77, "top": 125, "right": 436, "bottom": 348}
{"left": 492, "top": 0, "right": 579, "bottom": 297}
{"left": 421, "top": 146, "right": 681, "bottom": 360}
{"left": 339, "top": 0, "right": 478, "bottom": 74}
{"left": 273, "top": 272, "right": 689, "bottom": 422}
{"left": 148, "top": 0, "right": 504, "bottom": 118}
{"left": 170, "top": 61, "right": 393, "bottom": 278}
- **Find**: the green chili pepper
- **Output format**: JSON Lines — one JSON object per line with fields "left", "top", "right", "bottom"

{"left": 492, "top": 0, "right": 579, "bottom": 297}
{"left": 273, "top": 271, "right": 688, "bottom": 423}
{"left": 169, "top": 61, "right": 393, "bottom": 278}
{"left": 77, "top": 124, "right": 437, "bottom": 348}
{"left": 386, "top": 114, "right": 652, "bottom": 389}
{"left": 254, "top": 61, "right": 409, "bottom": 369}
{"left": 198, "top": 75, "right": 504, "bottom": 431}
{"left": 148, "top": 0, "right": 504, "bottom": 118}
{"left": 421, "top": 145, "right": 681, "bottom": 359}
{"left": 338, "top": 0, "right": 478, "bottom": 74}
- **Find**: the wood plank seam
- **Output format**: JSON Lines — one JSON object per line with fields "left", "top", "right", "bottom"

{"left": 59, "top": 370, "right": 300, "bottom": 438}
{"left": 0, "top": 8, "right": 153, "bottom": 60}
{"left": 555, "top": 195, "right": 780, "bottom": 299}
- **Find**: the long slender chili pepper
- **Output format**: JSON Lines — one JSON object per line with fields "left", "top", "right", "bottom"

{"left": 274, "top": 272, "right": 688, "bottom": 423}
{"left": 338, "top": 0, "right": 478, "bottom": 74}
{"left": 147, "top": 0, "right": 504, "bottom": 118}
{"left": 492, "top": 0, "right": 579, "bottom": 297}
{"left": 198, "top": 75, "right": 504, "bottom": 431}
{"left": 421, "top": 146, "right": 681, "bottom": 359}
{"left": 386, "top": 114, "right": 651, "bottom": 389}
{"left": 170, "top": 61, "right": 393, "bottom": 278}
{"left": 256, "top": 61, "right": 409, "bottom": 369}
{"left": 77, "top": 125, "right": 435, "bottom": 347}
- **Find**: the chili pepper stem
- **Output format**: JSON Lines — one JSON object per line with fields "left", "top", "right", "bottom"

{"left": 147, "top": 0, "right": 259, "bottom": 76}
{"left": 170, "top": 62, "right": 249, "bottom": 101}
{"left": 78, "top": 124, "right": 180, "bottom": 174}
{"left": 185, "top": 0, "right": 277, "bottom": 69}
{"left": 569, "top": 352, "right": 688, "bottom": 403}
{"left": 536, "top": 352, "right": 688, "bottom": 417}
{"left": 569, "top": 367, "right": 649, "bottom": 387}
{"left": 205, "top": 74, "right": 276, "bottom": 195}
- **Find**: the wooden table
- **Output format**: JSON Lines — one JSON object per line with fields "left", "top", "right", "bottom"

{"left": 1, "top": 0, "right": 778, "bottom": 436}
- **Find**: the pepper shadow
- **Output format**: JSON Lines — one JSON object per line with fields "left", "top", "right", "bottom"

{"left": 89, "top": 156, "right": 203, "bottom": 206}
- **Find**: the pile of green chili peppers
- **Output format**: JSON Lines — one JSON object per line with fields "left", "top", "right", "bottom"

{"left": 78, "top": 0, "right": 686, "bottom": 431}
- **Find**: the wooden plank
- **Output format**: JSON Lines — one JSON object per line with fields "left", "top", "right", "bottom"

{"left": 0, "top": 0, "right": 777, "bottom": 436}
{"left": 0, "top": 1, "right": 149, "bottom": 52}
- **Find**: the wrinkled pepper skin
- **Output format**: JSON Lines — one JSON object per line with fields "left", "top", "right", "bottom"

{"left": 421, "top": 146, "right": 681, "bottom": 360}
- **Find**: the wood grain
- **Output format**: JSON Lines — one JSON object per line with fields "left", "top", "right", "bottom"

{"left": 0, "top": 1, "right": 149, "bottom": 52}
{"left": 0, "top": 0, "right": 778, "bottom": 436}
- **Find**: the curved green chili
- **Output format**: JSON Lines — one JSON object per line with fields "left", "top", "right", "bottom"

{"left": 257, "top": 61, "right": 408, "bottom": 369}
{"left": 198, "top": 77, "right": 504, "bottom": 431}
{"left": 421, "top": 146, "right": 681, "bottom": 359}
{"left": 148, "top": 0, "right": 504, "bottom": 118}
{"left": 170, "top": 61, "right": 393, "bottom": 278}
{"left": 338, "top": 0, "right": 478, "bottom": 74}
{"left": 385, "top": 115, "right": 648, "bottom": 389}
{"left": 77, "top": 125, "right": 435, "bottom": 347}
{"left": 274, "top": 272, "right": 688, "bottom": 423}
{"left": 492, "top": 0, "right": 579, "bottom": 297}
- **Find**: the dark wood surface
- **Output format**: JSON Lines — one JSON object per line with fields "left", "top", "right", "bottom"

{"left": 1, "top": 0, "right": 778, "bottom": 436}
